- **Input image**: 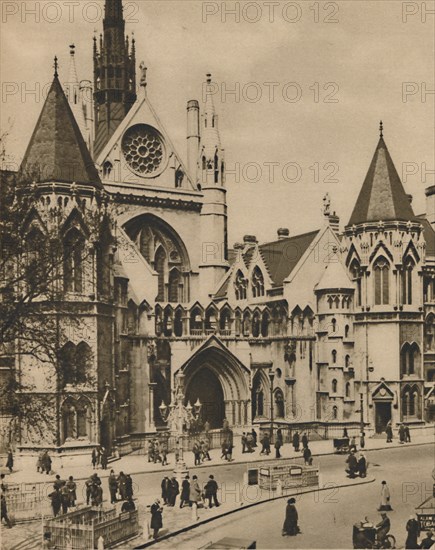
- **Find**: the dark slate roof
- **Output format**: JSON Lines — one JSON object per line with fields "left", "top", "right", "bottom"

{"left": 20, "top": 76, "right": 102, "bottom": 188}
{"left": 259, "top": 230, "right": 319, "bottom": 287}
{"left": 348, "top": 137, "right": 417, "bottom": 226}
{"left": 416, "top": 215, "right": 435, "bottom": 257}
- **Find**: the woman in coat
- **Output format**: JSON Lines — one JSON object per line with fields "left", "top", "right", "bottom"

{"left": 180, "top": 476, "right": 190, "bottom": 508}
{"left": 378, "top": 481, "right": 393, "bottom": 511}
{"left": 282, "top": 498, "right": 299, "bottom": 536}
{"left": 150, "top": 499, "right": 163, "bottom": 539}
{"left": 292, "top": 431, "right": 300, "bottom": 452}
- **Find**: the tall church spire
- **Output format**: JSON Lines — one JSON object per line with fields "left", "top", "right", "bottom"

{"left": 93, "top": 0, "right": 137, "bottom": 159}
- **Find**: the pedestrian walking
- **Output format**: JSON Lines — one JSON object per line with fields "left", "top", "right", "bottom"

{"left": 277, "top": 428, "right": 283, "bottom": 446}
{"left": 302, "top": 432, "right": 309, "bottom": 450}
{"left": 193, "top": 441, "right": 201, "bottom": 465}
{"left": 161, "top": 476, "right": 170, "bottom": 505}
{"left": 303, "top": 445, "right": 312, "bottom": 466}
{"left": 350, "top": 436, "right": 357, "bottom": 452}
{"left": 180, "top": 475, "right": 190, "bottom": 508}
{"left": 399, "top": 423, "right": 406, "bottom": 444}
{"left": 108, "top": 470, "right": 118, "bottom": 504}
{"left": 48, "top": 485, "right": 61, "bottom": 517}
{"left": 148, "top": 440, "right": 154, "bottom": 463}
{"left": 251, "top": 429, "right": 258, "bottom": 447}
{"left": 204, "top": 475, "right": 220, "bottom": 508}
{"left": 169, "top": 477, "right": 179, "bottom": 506}
{"left": 6, "top": 449, "right": 13, "bottom": 473}
{"left": 92, "top": 448, "right": 98, "bottom": 469}
{"left": 202, "top": 438, "right": 211, "bottom": 461}
{"left": 292, "top": 431, "right": 300, "bottom": 452}
{"left": 189, "top": 475, "right": 202, "bottom": 521}
{"left": 378, "top": 481, "right": 393, "bottom": 511}
{"left": 66, "top": 476, "right": 77, "bottom": 507}
{"left": 386, "top": 421, "right": 393, "bottom": 443}
{"left": 117, "top": 472, "right": 127, "bottom": 500}
{"left": 282, "top": 497, "right": 299, "bottom": 536}
{"left": 404, "top": 425, "right": 411, "bottom": 443}
{"left": 405, "top": 515, "right": 420, "bottom": 549}
{"left": 220, "top": 440, "right": 228, "bottom": 460}
{"left": 360, "top": 431, "right": 365, "bottom": 449}
{"left": 100, "top": 447, "right": 108, "bottom": 470}
{"left": 36, "top": 450, "right": 44, "bottom": 473}
{"left": 346, "top": 451, "right": 358, "bottom": 478}
{"left": 150, "top": 499, "right": 163, "bottom": 539}
{"left": 125, "top": 475, "right": 133, "bottom": 499}
{"left": 1, "top": 493, "right": 12, "bottom": 528}
{"left": 274, "top": 437, "right": 282, "bottom": 459}
{"left": 60, "top": 485, "right": 70, "bottom": 515}
{"left": 161, "top": 441, "right": 168, "bottom": 466}
{"left": 42, "top": 451, "right": 52, "bottom": 475}
{"left": 85, "top": 475, "right": 94, "bottom": 505}
{"left": 358, "top": 453, "right": 367, "bottom": 478}
{"left": 241, "top": 433, "right": 247, "bottom": 453}
{"left": 261, "top": 432, "right": 270, "bottom": 455}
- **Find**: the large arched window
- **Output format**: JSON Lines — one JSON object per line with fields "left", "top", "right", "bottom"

{"left": 76, "top": 342, "right": 92, "bottom": 384}
{"left": 374, "top": 257, "right": 390, "bottom": 305}
{"left": 234, "top": 271, "right": 248, "bottom": 300}
{"left": 62, "top": 397, "right": 91, "bottom": 442}
{"left": 402, "top": 258, "right": 414, "bottom": 305}
{"left": 401, "top": 342, "right": 420, "bottom": 376}
{"left": 64, "top": 229, "right": 85, "bottom": 293}
{"left": 402, "top": 384, "right": 420, "bottom": 419}
{"left": 251, "top": 267, "right": 265, "bottom": 298}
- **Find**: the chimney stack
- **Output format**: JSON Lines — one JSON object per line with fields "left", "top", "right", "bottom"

{"left": 277, "top": 228, "right": 289, "bottom": 240}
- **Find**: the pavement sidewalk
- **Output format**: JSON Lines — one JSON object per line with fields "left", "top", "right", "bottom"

{"left": 2, "top": 430, "right": 433, "bottom": 483}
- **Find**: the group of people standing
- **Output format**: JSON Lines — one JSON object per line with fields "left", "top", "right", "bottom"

{"left": 345, "top": 450, "right": 367, "bottom": 478}
{"left": 91, "top": 446, "right": 109, "bottom": 470}
{"left": 36, "top": 450, "right": 52, "bottom": 475}
{"left": 48, "top": 475, "right": 78, "bottom": 517}
{"left": 107, "top": 470, "right": 134, "bottom": 504}
{"left": 148, "top": 438, "right": 169, "bottom": 465}
{"left": 192, "top": 438, "right": 212, "bottom": 465}
{"left": 386, "top": 420, "right": 411, "bottom": 444}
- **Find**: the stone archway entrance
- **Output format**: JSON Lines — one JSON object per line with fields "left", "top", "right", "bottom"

{"left": 180, "top": 338, "right": 251, "bottom": 428}
{"left": 186, "top": 367, "right": 225, "bottom": 429}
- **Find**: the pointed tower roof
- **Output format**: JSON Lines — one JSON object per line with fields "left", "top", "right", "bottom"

{"left": 347, "top": 123, "right": 417, "bottom": 226}
{"left": 315, "top": 261, "right": 355, "bottom": 292}
{"left": 64, "top": 44, "right": 87, "bottom": 141}
{"left": 202, "top": 73, "right": 222, "bottom": 159}
{"left": 20, "top": 63, "right": 102, "bottom": 188}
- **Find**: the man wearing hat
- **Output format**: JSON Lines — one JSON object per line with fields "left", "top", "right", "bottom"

{"left": 282, "top": 498, "right": 299, "bottom": 536}
{"left": 405, "top": 514, "right": 420, "bottom": 549}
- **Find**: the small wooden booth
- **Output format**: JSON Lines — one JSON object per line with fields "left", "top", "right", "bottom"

{"left": 247, "top": 459, "right": 319, "bottom": 492}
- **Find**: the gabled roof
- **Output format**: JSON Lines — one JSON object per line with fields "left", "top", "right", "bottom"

{"left": 315, "top": 260, "right": 355, "bottom": 292}
{"left": 259, "top": 230, "right": 319, "bottom": 287}
{"left": 20, "top": 76, "right": 102, "bottom": 188}
{"left": 348, "top": 137, "right": 417, "bottom": 226}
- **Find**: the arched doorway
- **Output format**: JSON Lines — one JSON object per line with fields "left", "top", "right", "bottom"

{"left": 181, "top": 339, "right": 250, "bottom": 428}
{"left": 185, "top": 368, "right": 224, "bottom": 429}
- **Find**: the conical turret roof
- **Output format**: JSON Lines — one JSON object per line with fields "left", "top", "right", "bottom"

{"left": 348, "top": 133, "right": 417, "bottom": 226}
{"left": 20, "top": 72, "right": 102, "bottom": 188}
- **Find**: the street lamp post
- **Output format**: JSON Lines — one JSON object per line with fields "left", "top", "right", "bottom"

{"left": 158, "top": 372, "right": 201, "bottom": 483}
{"left": 359, "top": 392, "right": 364, "bottom": 433}
{"left": 268, "top": 369, "right": 275, "bottom": 442}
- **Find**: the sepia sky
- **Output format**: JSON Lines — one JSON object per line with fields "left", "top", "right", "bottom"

{"left": 1, "top": 0, "right": 434, "bottom": 245}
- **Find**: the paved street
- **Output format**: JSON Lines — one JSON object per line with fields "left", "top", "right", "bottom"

{"left": 153, "top": 445, "right": 434, "bottom": 549}
{"left": 2, "top": 443, "right": 433, "bottom": 549}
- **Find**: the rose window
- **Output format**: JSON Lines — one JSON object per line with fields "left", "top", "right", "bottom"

{"left": 122, "top": 124, "right": 165, "bottom": 176}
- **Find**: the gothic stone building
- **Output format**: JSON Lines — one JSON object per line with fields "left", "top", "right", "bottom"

{"left": 2, "top": 0, "right": 434, "bottom": 455}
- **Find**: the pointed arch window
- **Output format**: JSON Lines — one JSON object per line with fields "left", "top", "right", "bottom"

{"left": 234, "top": 270, "right": 248, "bottom": 300}
{"left": 332, "top": 405, "right": 338, "bottom": 420}
{"left": 350, "top": 260, "right": 362, "bottom": 306}
{"left": 252, "top": 311, "right": 261, "bottom": 337}
{"left": 154, "top": 246, "right": 166, "bottom": 302}
{"left": 402, "top": 258, "right": 414, "bottom": 305}
{"left": 251, "top": 266, "right": 265, "bottom": 298}
{"left": 64, "top": 229, "right": 85, "bottom": 293}
{"left": 332, "top": 378, "right": 338, "bottom": 393}
{"left": 345, "top": 382, "right": 351, "bottom": 398}
{"left": 374, "top": 257, "right": 390, "bottom": 305}
{"left": 168, "top": 268, "right": 181, "bottom": 303}
{"left": 261, "top": 311, "right": 270, "bottom": 337}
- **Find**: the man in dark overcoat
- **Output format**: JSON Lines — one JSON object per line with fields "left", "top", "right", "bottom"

{"left": 282, "top": 498, "right": 299, "bottom": 536}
